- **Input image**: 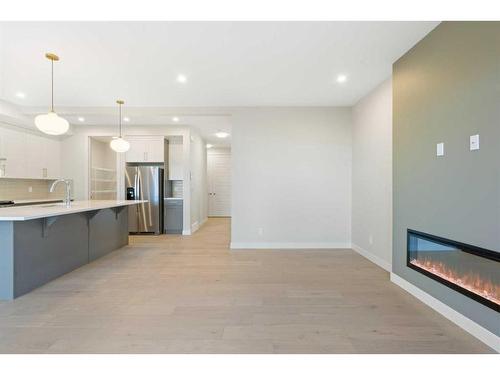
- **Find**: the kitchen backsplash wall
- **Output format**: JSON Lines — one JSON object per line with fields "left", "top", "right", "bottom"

{"left": 0, "top": 178, "right": 66, "bottom": 201}
{"left": 171, "top": 180, "right": 183, "bottom": 198}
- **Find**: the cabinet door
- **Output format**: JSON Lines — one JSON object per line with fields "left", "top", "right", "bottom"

{"left": 125, "top": 138, "right": 147, "bottom": 162}
{"left": 45, "top": 138, "right": 61, "bottom": 179}
{"left": 2, "top": 128, "right": 28, "bottom": 178}
{"left": 26, "top": 134, "right": 45, "bottom": 178}
{"left": 146, "top": 138, "right": 164, "bottom": 162}
{"left": 126, "top": 137, "right": 164, "bottom": 163}
{"left": 0, "top": 127, "right": 5, "bottom": 161}
{"left": 168, "top": 143, "right": 183, "bottom": 180}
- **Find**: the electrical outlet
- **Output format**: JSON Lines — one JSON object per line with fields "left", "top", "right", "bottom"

{"left": 28, "top": 186, "right": 33, "bottom": 193}
{"left": 257, "top": 228, "right": 264, "bottom": 236}
{"left": 369, "top": 235, "right": 373, "bottom": 246}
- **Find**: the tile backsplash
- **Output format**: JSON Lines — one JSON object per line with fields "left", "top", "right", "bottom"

{"left": 171, "top": 180, "right": 183, "bottom": 198}
{"left": 0, "top": 178, "right": 66, "bottom": 201}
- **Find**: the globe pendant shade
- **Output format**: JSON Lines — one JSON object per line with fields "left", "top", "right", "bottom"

{"left": 110, "top": 137, "right": 130, "bottom": 153}
{"left": 35, "top": 111, "right": 70, "bottom": 135}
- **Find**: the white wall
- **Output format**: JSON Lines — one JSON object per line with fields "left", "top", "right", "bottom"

{"left": 189, "top": 130, "right": 208, "bottom": 233}
{"left": 351, "top": 78, "right": 392, "bottom": 271}
{"left": 230, "top": 107, "right": 352, "bottom": 249}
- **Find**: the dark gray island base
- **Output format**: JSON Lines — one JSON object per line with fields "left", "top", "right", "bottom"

{"left": 0, "top": 201, "right": 141, "bottom": 300}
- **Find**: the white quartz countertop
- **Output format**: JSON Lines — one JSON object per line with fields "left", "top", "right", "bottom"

{"left": 0, "top": 200, "right": 147, "bottom": 221}
{"left": 13, "top": 198, "right": 65, "bottom": 205}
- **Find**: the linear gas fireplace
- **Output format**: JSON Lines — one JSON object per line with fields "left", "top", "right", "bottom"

{"left": 407, "top": 229, "right": 499, "bottom": 311}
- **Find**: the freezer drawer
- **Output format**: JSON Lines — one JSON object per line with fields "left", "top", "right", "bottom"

{"left": 164, "top": 199, "right": 183, "bottom": 234}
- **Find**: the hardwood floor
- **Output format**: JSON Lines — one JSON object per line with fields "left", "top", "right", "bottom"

{"left": 0, "top": 218, "right": 493, "bottom": 353}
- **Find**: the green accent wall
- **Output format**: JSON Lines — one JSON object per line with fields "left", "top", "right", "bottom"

{"left": 393, "top": 22, "right": 500, "bottom": 334}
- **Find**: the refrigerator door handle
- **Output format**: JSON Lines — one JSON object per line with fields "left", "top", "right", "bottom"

{"left": 134, "top": 169, "right": 140, "bottom": 229}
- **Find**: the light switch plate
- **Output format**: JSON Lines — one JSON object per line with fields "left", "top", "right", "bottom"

{"left": 470, "top": 134, "right": 480, "bottom": 151}
{"left": 436, "top": 142, "right": 444, "bottom": 156}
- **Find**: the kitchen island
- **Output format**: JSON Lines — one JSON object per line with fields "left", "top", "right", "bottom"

{"left": 0, "top": 200, "right": 145, "bottom": 300}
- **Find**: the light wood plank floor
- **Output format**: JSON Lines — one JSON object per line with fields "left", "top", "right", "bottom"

{"left": 0, "top": 218, "right": 493, "bottom": 353}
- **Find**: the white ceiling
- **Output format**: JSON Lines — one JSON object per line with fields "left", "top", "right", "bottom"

{"left": 0, "top": 21, "right": 438, "bottom": 107}
{"left": 64, "top": 112, "right": 233, "bottom": 148}
{"left": 0, "top": 21, "right": 439, "bottom": 146}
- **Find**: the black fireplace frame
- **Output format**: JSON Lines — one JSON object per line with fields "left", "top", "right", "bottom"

{"left": 407, "top": 229, "right": 500, "bottom": 312}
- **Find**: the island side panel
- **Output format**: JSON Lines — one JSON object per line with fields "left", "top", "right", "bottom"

{"left": 88, "top": 207, "right": 129, "bottom": 262}
{"left": 0, "top": 222, "right": 15, "bottom": 300}
{"left": 13, "top": 213, "right": 89, "bottom": 298}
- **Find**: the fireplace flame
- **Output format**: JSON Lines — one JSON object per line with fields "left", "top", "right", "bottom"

{"left": 410, "top": 258, "right": 500, "bottom": 306}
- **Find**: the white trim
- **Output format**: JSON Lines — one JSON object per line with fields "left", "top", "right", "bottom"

{"left": 390, "top": 273, "right": 500, "bottom": 352}
{"left": 230, "top": 242, "right": 351, "bottom": 250}
{"left": 352, "top": 243, "right": 391, "bottom": 272}
{"left": 182, "top": 229, "right": 191, "bottom": 236}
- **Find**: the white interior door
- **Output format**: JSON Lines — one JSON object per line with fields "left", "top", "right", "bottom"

{"left": 207, "top": 150, "right": 231, "bottom": 217}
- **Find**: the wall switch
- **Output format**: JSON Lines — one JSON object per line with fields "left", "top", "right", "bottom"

{"left": 28, "top": 186, "right": 33, "bottom": 193}
{"left": 470, "top": 134, "right": 480, "bottom": 151}
{"left": 436, "top": 142, "right": 444, "bottom": 156}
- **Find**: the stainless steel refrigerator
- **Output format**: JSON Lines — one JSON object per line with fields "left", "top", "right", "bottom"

{"left": 125, "top": 165, "right": 164, "bottom": 234}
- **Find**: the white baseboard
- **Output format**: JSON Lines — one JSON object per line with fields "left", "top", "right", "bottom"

{"left": 230, "top": 242, "right": 351, "bottom": 250}
{"left": 351, "top": 243, "right": 391, "bottom": 272}
{"left": 390, "top": 273, "right": 500, "bottom": 352}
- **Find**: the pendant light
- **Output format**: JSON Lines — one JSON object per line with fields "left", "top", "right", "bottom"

{"left": 34, "top": 53, "right": 70, "bottom": 135}
{"left": 110, "top": 100, "right": 130, "bottom": 153}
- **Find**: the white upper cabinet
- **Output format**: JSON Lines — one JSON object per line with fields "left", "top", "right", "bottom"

{"left": 1, "top": 127, "right": 27, "bottom": 178}
{"left": 146, "top": 138, "right": 165, "bottom": 162}
{"left": 125, "top": 136, "right": 164, "bottom": 163}
{"left": 168, "top": 142, "right": 184, "bottom": 180}
{"left": 124, "top": 138, "right": 147, "bottom": 163}
{"left": 0, "top": 126, "right": 61, "bottom": 179}
{"left": 44, "top": 138, "right": 61, "bottom": 179}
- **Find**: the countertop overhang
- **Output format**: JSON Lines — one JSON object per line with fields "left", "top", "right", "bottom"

{"left": 0, "top": 200, "right": 147, "bottom": 221}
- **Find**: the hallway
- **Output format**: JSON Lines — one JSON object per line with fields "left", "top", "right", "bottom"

{"left": 0, "top": 218, "right": 492, "bottom": 353}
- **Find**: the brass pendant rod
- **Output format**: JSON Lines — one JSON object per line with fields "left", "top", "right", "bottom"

{"left": 119, "top": 102, "right": 122, "bottom": 137}
{"left": 51, "top": 59, "right": 54, "bottom": 112}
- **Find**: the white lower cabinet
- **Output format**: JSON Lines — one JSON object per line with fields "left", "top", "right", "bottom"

{"left": 0, "top": 127, "right": 61, "bottom": 180}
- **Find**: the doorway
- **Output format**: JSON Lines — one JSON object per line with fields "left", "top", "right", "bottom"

{"left": 207, "top": 148, "right": 231, "bottom": 217}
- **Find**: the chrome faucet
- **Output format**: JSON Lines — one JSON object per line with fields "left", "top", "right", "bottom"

{"left": 49, "top": 179, "right": 72, "bottom": 208}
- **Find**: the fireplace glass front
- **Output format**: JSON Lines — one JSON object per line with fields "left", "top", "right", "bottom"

{"left": 407, "top": 230, "right": 499, "bottom": 311}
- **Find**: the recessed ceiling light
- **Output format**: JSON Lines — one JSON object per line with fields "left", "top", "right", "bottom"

{"left": 123, "top": 117, "right": 130, "bottom": 122}
{"left": 15, "top": 92, "right": 26, "bottom": 99}
{"left": 336, "top": 74, "right": 348, "bottom": 83}
{"left": 206, "top": 144, "right": 213, "bottom": 149}
{"left": 215, "top": 131, "right": 230, "bottom": 138}
{"left": 172, "top": 116, "right": 180, "bottom": 122}
{"left": 78, "top": 117, "right": 85, "bottom": 122}
{"left": 176, "top": 74, "right": 187, "bottom": 83}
